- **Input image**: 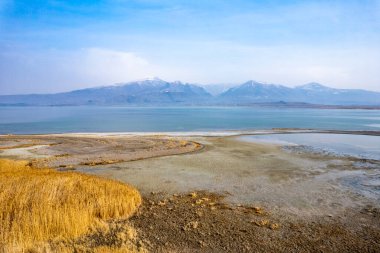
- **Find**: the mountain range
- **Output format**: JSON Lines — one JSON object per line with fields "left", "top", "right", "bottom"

{"left": 0, "top": 78, "right": 379, "bottom": 106}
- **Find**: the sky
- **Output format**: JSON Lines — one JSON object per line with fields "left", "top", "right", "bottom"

{"left": 0, "top": 0, "right": 379, "bottom": 94}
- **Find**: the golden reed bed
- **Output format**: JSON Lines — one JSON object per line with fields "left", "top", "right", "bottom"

{"left": 0, "top": 159, "right": 142, "bottom": 252}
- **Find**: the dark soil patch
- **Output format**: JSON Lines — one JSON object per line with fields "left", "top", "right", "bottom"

{"left": 131, "top": 191, "right": 380, "bottom": 253}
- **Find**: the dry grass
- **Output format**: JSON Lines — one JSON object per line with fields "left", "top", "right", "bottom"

{"left": 0, "top": 159, "right": 142, "bottom": 251}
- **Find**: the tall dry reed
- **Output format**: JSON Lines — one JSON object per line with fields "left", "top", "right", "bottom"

{"left": 0, "top": 159, "right": 141, "bottom": 250}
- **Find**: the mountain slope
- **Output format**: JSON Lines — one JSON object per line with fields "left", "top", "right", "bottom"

{"left": 201, "top": 83, "right": 237, "bottom": 96}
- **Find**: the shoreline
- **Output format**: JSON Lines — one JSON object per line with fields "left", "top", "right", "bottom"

{"left": 2, "top": 128, "right": 380, "bottom": 137}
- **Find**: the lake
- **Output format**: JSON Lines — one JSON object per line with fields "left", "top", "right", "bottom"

{"left": 1, "top": 106, "right": 380, "bottom": 134}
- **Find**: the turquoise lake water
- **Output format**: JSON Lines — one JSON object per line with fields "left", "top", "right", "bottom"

{"left": 1, "top": 106, "right": 380, "bottom": 134}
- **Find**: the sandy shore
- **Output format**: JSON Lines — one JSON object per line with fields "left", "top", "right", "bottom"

{"left": 1, "top": 130, "right": 379, "bottom": 252}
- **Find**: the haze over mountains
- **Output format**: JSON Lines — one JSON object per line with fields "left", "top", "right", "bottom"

{"left": 1, "top": 78, "right": 379, "bottom": 106}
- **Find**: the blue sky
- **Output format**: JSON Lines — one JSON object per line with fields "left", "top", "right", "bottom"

{"left": 0, "top": 0, "right": 379, "bottom": 94}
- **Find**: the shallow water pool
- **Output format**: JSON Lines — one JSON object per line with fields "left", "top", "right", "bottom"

{"left": 240, "top": 133, "right": 380, "bottom": 160}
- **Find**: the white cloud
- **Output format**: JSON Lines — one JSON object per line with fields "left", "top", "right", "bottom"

{"left": 80, "top": 48, "right": 154, "bottom": 84}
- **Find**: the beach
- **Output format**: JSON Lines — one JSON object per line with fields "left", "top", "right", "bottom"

{"left": 1, "top": 130, "right": 379, "bottom": 252}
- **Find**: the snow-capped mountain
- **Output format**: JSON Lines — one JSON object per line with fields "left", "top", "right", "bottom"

{"left": 219, "top": 81, "right": 293, "bottom": 102}
{"left": 218, "top": 81, "right": 380, "bottom": 105}
{"left": 0, "top": 78, "right": 212, "bottom": 105}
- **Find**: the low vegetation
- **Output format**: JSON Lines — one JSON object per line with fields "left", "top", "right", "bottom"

{"left": 0, "top": 159, "right": 142, "bottom": 252}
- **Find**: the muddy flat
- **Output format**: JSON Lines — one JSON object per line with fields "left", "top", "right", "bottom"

{"left": 0, "top": 134, "right": 202, "bottom": 168}
{"left": 1, "top": 132, "right": 379, "bottom": 252}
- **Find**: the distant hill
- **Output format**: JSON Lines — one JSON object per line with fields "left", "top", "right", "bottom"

{"left": 1, "top": 78, "right": 379, "bottom": 106}
{"left": 218, "top": 81, "right": 380, "bottom": 105}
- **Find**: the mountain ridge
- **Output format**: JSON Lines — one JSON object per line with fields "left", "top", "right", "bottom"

{"left": 0, "top": 78, "right": 379, "bottom": 106}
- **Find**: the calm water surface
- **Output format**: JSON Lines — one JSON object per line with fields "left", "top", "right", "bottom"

{"left": 1, "top": 106, "right": 380, "bottom": 134}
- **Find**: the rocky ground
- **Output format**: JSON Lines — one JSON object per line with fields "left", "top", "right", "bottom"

{"left": 131, "top": 191, "right": 380, "bottom": 252}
